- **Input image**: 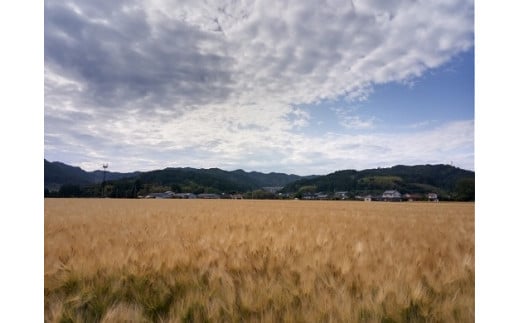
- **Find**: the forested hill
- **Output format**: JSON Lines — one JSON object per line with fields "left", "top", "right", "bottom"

{"left": 44, "top": 159, "right": 140, "bottom": 190}
{"left": 44, "top": 160, "right": 305, "bottom": 195}
{"left": 282, "top": 164, "right": 474, "bottom": 200}
{"left": 136, "top": 167, "right": 304, "bottom": 193}
{"left": 45, "top": 160, "right": 474, "bottom": 200}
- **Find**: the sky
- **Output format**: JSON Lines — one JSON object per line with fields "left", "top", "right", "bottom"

{"left": 44, "top": 0, "right": 474, "bottom": 175}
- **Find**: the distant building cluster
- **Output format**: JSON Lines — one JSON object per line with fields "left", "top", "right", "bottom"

{"left": 141, "top": 191, "right": 243, "bottom": 199}
{"left": 142, "top": 189, "right": 441, "bottom": 202}
{"left": 299, "top": 190, "right": 440, "bottom": 202}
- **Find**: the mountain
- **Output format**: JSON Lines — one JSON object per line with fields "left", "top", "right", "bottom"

{"left": 44, "top": 160, "right": 306, "bottom": 194}
{"left": 107, "top": 167, "right": 305, "bottom": 194}
{"left": 281, "top": 164, "right": 474, "bottom": 200}
{"left": 44, "top": 160, "right": 93, "bottom": 188}
{"left": 231, "top": 169, "right": 303, "bottom": 188}
{"left": 44, "top": 160, "right": 140, "bottom": 190}
{"left": 44, "top": 160, "right": 474, "bottom": 200}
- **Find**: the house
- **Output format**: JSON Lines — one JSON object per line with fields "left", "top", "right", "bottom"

{"left": 315, "top": 192, "right": 329, "bottom": 200}
{"left": 173, "top": 193, "right": 197, "bottom": 199}
{"left": 145, "top": 191, "right": 174, "bottom": 199}
{"left": 382, "top": 190, "right": 402, "bottom": 201}
{"left": 427, "top": 193, "right": 439, "bottom": 202}
{"left": 197, "top": 193, "right": 220, "bottom": 199}
{"left": 302, "top": 193, "right": 315, "bottom": 200}
{"left": 403, "top": 193, "right": 423, "bottom": 202}
{"left": 334, "top": 191, "right": 349, "bottom": 200}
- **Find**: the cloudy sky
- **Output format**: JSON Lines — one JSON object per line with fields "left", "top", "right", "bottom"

{"left": 44, "top": 0, "right": 474, "bottom": 175}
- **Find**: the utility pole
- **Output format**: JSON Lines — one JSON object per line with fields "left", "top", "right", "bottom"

{"left": 102, "top": 163, "right": 108, "bottom": 197}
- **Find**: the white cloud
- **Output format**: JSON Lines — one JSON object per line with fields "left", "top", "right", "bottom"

{"left": 276, "top": 120, "right": 474, "bottom": 174}
{"left": 44, "top": 0, "right": 474, "bottom": 173}
{"left": 406, "top": 120, "right": 437, "bottom": 129}
{"left": 331, "top": 106, "right": 376, "bottom": 130}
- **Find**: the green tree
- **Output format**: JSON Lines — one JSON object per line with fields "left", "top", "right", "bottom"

{"left": 170, "top": 183, "right": 181, "bottom": 193}
{"left": 293, "top": 185, "right": 317, "bottom": 199}
{"left": 455, "top": 178, "right": 475, "bottom": 201}
{"left": 58, "top": 184, "right": 83, "bottom": 197}
{"left": 251, "top": 189, "right": 275, "bottom": 199}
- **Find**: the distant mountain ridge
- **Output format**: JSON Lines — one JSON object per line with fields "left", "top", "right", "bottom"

{"left": 282, "top": 164, "right": 475, "bottom": 200}
{"left": 44, "top": 160, "right": 141, "bottom": 190}
{"left": 44, "top": 160, "right": 305, "bottom": 192}
{"left": 136, "top": 167, "right": 305, "bottom": 193}
{"left": 44, "top": 160, "right": 474, "bottom": 200}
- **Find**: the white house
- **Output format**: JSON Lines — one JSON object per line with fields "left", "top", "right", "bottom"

{"left": 427, "top": 193, "right": 439, "bottom": 202}
{"left": 382, "top": 190, "right": 402, "bottom": 201}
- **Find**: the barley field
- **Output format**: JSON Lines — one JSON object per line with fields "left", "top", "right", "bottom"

{"left": 44, "top": 199, "right": 474, "bottom": 322}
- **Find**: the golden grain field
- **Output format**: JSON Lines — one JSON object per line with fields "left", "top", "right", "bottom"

{"left": 44, "top": 199, "right": 474, "bottom": 322}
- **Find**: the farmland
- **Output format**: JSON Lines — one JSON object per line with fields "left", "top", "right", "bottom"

{"left": 44, "top": 199, "right": 474, "bottom": 322}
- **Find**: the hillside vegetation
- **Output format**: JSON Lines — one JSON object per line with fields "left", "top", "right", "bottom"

{"left": 282, "top": 165, "right": 475, "bottom": 200}
{"left": 44, "top": 160, "right": 304, "bottom": 197}
{"left": 45, "top": 160, "right": 475, "bottom": 200}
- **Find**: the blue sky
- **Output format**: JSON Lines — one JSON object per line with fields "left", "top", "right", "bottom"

{"left": 300, "top": 49, "right": 474, "bottom": 136}
{"left": 44, "top": 0, "right": 474, "bottom": 175}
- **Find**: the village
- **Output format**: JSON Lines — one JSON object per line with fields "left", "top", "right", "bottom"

{"left": 142, "top": 189, "right": 440, "bottom": 202}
